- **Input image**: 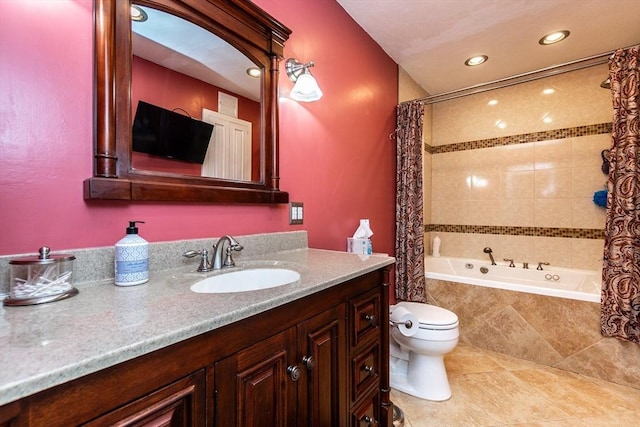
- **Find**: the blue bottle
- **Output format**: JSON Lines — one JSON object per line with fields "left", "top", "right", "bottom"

{"left": 115, "top": 221, "right": 149, "bottom": 286}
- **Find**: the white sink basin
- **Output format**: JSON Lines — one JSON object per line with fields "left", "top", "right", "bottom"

{"left": 190, "top": 268, "right": 300, "bottom": 293}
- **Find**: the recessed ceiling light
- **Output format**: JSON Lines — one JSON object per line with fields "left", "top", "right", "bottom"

{"left": 465, "top": 55, "right": 488, "bottom": 66}
{"left": 130, "top": 5, "right": 148, "bottom": 22}
{"left": 542, "top": 88, "right": 555, "bottom": 95}
{"left": 246, "top": 67, "right": 261, "bottom": 78}
{"left": 487, "top": 99, "right": 498, "bottom": 106}
{"left": 539, "top": 30, "right": 570, "bottom": 45}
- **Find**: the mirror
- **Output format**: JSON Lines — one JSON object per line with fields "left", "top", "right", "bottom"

{"left": 84, "top": 0, "right": 291, "bottom": 203}
{"left": 131, "top": 5, "right": 260, "bottom": 181}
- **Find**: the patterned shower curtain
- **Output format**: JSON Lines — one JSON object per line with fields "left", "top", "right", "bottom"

{"left": 601, "top": 45, "right": 640, "bottom": 344}
{"left": 395, "top": 100, "right": 426, "bottom": 302}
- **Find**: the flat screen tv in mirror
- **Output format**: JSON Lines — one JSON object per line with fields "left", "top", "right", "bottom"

{"left": 132, "top": 101, "right": 214, "bottom": 164}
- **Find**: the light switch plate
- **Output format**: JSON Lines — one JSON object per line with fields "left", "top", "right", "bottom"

{"left": 289, "top": 202, "right": 303, "bottom": 225}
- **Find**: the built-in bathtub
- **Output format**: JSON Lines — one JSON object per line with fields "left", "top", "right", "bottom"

{"left": 424, "top": 256, "right": 639, "bottom": 390}
{"left": 425, "top": 256, "right": 601, "bottom": 302}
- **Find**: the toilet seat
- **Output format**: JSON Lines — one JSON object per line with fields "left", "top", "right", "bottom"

{"left": 394, "top": 301, "right": 458, "bottom": 330}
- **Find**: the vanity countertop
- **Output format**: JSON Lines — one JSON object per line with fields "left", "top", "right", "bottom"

{"left": 0, "top": 248, "right": 394, "bottom": 406}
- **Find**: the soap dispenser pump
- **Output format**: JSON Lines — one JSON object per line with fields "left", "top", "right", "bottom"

{"left": 115, "top": 221, "right": 149, "bottom": 286}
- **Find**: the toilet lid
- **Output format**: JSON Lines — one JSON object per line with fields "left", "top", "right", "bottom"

{"left": 394, "top": 301, "right": 458, "bottom": 329}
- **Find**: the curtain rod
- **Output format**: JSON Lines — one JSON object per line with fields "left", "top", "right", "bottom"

{"left": 403, "top": 50, "right": 618, "bottom": 106}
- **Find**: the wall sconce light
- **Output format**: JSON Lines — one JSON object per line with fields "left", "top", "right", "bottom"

{"left": 285, "top": 58, "right": 323, "bottom": 102}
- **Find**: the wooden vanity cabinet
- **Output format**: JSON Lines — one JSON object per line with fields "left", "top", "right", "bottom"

{"left": 349, "top": 288, "right": 384, "bottom": 426}
{"left": 1, "top": 267, "right": 392, "bottom": 426}
{"left": 214, "top": 305, "right": 345, "bottom": 427}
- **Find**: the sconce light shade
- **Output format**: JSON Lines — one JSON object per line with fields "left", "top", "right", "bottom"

{"left": 285, "top": 58, "right": 323, "bottom": 102}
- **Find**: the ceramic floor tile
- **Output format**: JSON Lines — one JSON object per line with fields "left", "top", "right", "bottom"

{"left": 444, "top": 343, "right": 506, "bottom": 376}
{"left": 581, "top": 374, "right": 640, "bottom": 411}
{"left": 509, "top": 368, "right": 616, "bottom": 418}
{"left": 391, "top": 386, "right": 493, "bottom": 427}
{"left": 456, "top": 370, "right": 571, "bottom": 424}
{"left": 393, "top": 344, "right": 639, "bottom": 427}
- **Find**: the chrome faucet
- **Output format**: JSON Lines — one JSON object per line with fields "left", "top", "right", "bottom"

{"left": 212, "top": 235, "right": 243, "bottom": 269}
{"left": 183, "top": 235, "right": 244, "bottom": 271}
{"left": 483, "top": 247, "right": 497, "bottom": 265}
{"left": 183, "top": 248, "right": 213, "bottom": 272}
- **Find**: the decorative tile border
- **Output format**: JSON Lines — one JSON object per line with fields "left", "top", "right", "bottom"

{"left": 426, "top": 224, "right": 604, "bottom": 240}
{"left": 425, "top": 123, "right": 612, "bottom": 154}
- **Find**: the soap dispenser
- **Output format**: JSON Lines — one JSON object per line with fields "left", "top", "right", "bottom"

{"left": 115, "top": 221, "right": 149, "bottom": 286}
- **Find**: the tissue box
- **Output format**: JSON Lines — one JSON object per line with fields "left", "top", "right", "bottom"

{"left": 347, "top": 238, "right": 372, "bottom": 255}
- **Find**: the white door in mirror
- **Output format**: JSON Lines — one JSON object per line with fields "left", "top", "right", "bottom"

{"left": 190, "top": 268, "right": 300, "bottom": 293}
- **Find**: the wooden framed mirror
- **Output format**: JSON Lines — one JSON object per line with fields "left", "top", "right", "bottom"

{"left": 84, "top": 0, "right": 291, "bottom": 203}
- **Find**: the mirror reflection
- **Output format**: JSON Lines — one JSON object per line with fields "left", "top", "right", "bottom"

{"left": 131, "top": 5, "right": 261, "bottom": 182}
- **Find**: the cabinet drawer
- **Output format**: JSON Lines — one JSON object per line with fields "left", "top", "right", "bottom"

{"left": 83, "top": 371, "right": 205, "bottom": 427}
{"left": 351, "top": 343, "right": 380, "bottom": 403}
{"left": 350, "top": 390, "right": 380, "bottom": 427}
{"left": 349, "top": 288, "right": 381, "bottom": 348}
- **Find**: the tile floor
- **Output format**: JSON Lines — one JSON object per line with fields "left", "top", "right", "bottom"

{"left": 390, "top": 343, "right": 640, "bottom": 427}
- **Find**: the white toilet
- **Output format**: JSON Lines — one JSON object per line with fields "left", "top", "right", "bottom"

{"left": 389, "top": 301, "right": 459, "bottom": 401}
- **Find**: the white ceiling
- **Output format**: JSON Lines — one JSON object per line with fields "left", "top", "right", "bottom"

{"left": 336, "top": 0, "right": 640, "bottom": 96}
{"left": 132, "top": 6, "right": 261, "bottom": 102}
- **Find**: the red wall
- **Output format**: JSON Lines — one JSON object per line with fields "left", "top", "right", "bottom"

{"left": 0, "top": 0, "right": 398, "bottom": 257}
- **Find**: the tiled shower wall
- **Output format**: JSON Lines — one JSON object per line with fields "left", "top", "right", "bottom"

{"left": 425, "top": 64, "right": 611, "bottom": 272}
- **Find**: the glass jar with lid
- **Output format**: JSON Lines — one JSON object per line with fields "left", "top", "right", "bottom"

{"left": 4, "top": 246, "right": 78, "bottom": 306}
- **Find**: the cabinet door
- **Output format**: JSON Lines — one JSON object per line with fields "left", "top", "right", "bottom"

{"left": 82, "top": 371, "right": 206, "bottom": 427}
{"left": 297, "top": 304, "right": 346, "bottom": 427}
{"left": 214, "top": 328, "right": 297, "bottom": 427}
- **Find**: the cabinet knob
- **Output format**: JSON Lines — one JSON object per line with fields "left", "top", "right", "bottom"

{"left": 364, "top": 314, "right": 376, "bottom": 326}
{"left": 287, "top": 365, "right": 301, "bottom": 381}
{"left": 360, "top": 415, "right": 377, "bottom": 426}
{"left": 362, "top": 364, "right": 375, "bottom": 375}
{"left": 302, "top": 355, "right": 314, "bottom": 370}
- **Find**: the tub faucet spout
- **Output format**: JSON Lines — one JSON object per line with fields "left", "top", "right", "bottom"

{"left": 483, "top": 247, "right": 497, "bottom": 265}
{"left": 537, "top": 262, "right": 550, "bottom": 270}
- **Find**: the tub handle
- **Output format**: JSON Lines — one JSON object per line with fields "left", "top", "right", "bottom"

{"left": 503, "top": 258, "right": 515, "bottom": 268}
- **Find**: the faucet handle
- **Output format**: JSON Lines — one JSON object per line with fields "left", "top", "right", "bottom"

{"left": 503, "top": 258, "right": 515, "bottom": 268}
{"left": 537, "top": 262, "right": 550, "bottom": 271}
{"left": 183, "top": 249, "right": 213, "bottom": 272}
{"left": 222, "top": 244, "right": 244, "bottom": 268}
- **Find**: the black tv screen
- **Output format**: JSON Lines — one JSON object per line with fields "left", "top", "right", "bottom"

{"left": 132, "top": 101, "right": 214, "bottom": 164}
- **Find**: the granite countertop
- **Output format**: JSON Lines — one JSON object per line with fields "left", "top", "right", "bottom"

{"left": 0, "top": 247, "right": 394, "bottom": 406}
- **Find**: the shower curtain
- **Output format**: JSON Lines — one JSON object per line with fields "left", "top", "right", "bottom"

{"left": 395, "top": 100, "right": 426, "bottom": 302}
{"left": 601, "top": 45, "right": 640, "bottom": 344}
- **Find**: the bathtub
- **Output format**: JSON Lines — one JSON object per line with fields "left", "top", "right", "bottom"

{"left": 425, "top": 256, "right": 601, "bottom": 302}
